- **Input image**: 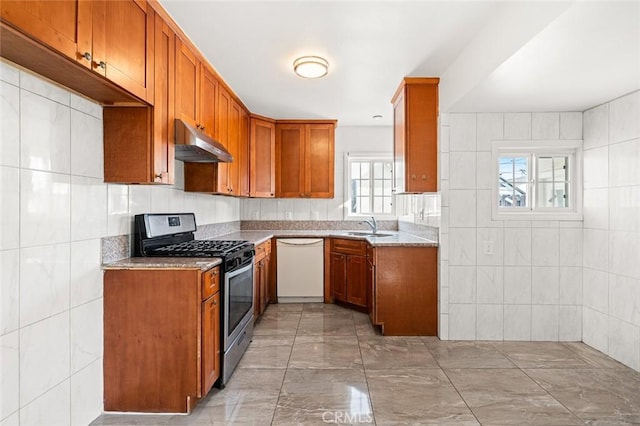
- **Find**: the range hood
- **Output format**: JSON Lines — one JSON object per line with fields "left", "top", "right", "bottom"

{"left": 174, "top": 119, "right": 233, "bottom": 163}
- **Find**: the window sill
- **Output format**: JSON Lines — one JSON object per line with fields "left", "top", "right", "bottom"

{"left": 492, "top": 212, "right": 583, "bottom": 221}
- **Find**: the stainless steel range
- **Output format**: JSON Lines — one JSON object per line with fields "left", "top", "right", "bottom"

{"left": 134, "top": 213, "right": 254, "bottom": 386}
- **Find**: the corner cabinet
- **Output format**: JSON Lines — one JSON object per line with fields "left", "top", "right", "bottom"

{"left": 104, "top": 265, "right": 221, "bottom": 413}
{"left": 275, "top": 121, "right": 336, "bottom": 198}
{"left": 391, "top": 78, "right": 439, "bottom": 193}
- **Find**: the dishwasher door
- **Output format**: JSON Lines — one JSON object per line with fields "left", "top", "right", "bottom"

{"left": 276, "top": 238, "right": 324, "bottom": 303}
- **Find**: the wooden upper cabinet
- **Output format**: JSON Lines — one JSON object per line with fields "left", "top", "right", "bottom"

{"left": 1, "top": 0, "right": 152, "bottom": 102}
{"left": 391, "top": 77, "right": 439, "bottom": 193}
{"left": 214, "top": 84, "right": 232, "bottom": 194}
{"left": 238, "top": 107, "right": 250, "bottom": 197}
{"left": 199, "top": 65, "right": 218, "bottom": 140}
{"left": 175, "top": 38, "right": 200, "bottom": 128}
{"left": 103, "top": 10, "right": 173, "bottom": 184}
{"left": 96, "top": 0, "right": 154, "bottom": 102}
{"left": 275, "top": 121, "right": 336, "bottom": 198}
{"left": 250, "top": 116, "right": 276, "bottom": 198}
{"left": 0, "top": 0, "right": 87, "bottom": 61}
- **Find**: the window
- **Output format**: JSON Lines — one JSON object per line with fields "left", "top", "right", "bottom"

{"left": 492, "top": 140, "right": 582, "bottom": 220}
{"left": 346, "top": 154, "right": 395, "bottom": 217}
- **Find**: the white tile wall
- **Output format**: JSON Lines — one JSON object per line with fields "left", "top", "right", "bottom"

{"left": 441, "top": 110, "right": 584, "bottom": 345}
{"left": 0, "top": 59, "right": 242, "bottom": 424}
{"left": 582, "top": 90, "right": 640, "bottom": 372}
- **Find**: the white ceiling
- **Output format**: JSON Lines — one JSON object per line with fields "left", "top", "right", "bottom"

{"left": 160, "top": 0, "right": 640, "bottom": 126}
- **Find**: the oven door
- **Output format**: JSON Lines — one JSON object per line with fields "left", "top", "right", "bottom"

{"left": 223, "top": 262, "right": 254, "bottom": 350}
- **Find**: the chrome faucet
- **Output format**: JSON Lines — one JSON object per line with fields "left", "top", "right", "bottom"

{"left": 360, "top": 216, "right": 378, "bottom": 234}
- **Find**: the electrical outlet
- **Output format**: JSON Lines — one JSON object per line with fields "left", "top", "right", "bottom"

{"left": 483, "top": 240, "right": 494, "bottom": 255}
{"left": 285, "top": 211, "right": 293, "bottom": 220}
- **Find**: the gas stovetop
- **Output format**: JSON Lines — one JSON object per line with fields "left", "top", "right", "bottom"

{"left": 133, "top": 214, "right": 255, "bottom": 272}
{"left": 148, "top": 239, "right": 251, "bottom": 258}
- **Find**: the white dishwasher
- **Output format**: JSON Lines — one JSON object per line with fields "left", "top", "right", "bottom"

{"left": 276, "top": 238, "right": 324, "bottom": 303}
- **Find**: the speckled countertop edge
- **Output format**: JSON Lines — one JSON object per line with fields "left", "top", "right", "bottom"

{"left": 210, "top": 230, "right": 438, "bottom": 247}
{"left": 103, "top": 257, "right": 222, "bottom": 271}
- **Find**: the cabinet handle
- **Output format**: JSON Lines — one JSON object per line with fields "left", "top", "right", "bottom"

{"left": 82, "top": 52, "right": 91, "bottom": 61}
{"left": 154, "top": 173, "right": 163, "bottom": 180}
{"left": 98, "top": 61, "right": 106, "bottom": 70}
{"left": 213, "top": 299, "right": 217, "bottom": 305}
{"left": 300, "top": 192, "right": 304, "bottom": 197}
{"left": 422, "top": 174, "right": 427, "bottom": 180}
{"left": 411, "top": 174, "right": 416, "bottom": 180}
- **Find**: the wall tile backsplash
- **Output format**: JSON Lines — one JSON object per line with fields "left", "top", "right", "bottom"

{"left": 0, "top": 59, "right": 240, "bottom": 424}
{"left": 439, "top": 110, "right": 585, "bottom": 345}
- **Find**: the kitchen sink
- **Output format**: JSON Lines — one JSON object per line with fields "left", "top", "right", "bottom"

{"left": 346, "top": 232, "right": 394, "bottom": 237}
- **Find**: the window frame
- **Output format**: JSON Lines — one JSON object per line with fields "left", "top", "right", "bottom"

{"left": 491, "top": 140, "right": 583, "bottom": 221}
{"left": 344, "top": 152, "right": 396, "bottom": 220}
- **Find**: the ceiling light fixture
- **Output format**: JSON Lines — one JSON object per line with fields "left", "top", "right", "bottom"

{"left": 293, "top": 56, "right": 329, "bottom": 79}
{"left": 373, "top": 115, "right": 383, "bottom": 120}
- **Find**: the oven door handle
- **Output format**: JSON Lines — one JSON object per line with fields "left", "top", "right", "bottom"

{"left": 225, "top": 261, "right": 253, "bottom": 279}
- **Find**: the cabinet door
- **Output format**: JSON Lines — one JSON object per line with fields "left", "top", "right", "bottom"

{"left": 330, "top": 253, "right": 347, "bottom": 302}
{"left": 216, "top": 85, "right": 232, "bottom": 194}
{"left": 238, "top": 108, "right": 251, "bottom": 197}
{"left": 306, "top": 124, "right": 335, "bottom": 198}
{"left": 250, "top": 118, "right": 275, "bottom": 197}
{"left": 227, "top": 100, "right": 241, "bottom": 195}
{"left": 151, "top": 13, "right": 174, "bottom": 184}
{"left": 346, "top": 255, "right": 367, "bottom": 308}
{"left": 199, "top": 65, "right": 217, "bottom": 140}
{"left": 276, "top": 124, "right": 305, "bottom": 197}
{"left": 393, "top": 92, "right": 406, "bottom": 194}
{"left": 405, "top": 83, "right": 438, "bottom": 192}
{"left": 0, "top": 0, "right": 90, "bottom": 64}
{"left": 175, "top": 38, "right": 199, "bottom": 128}
{"left": 202, "top": 292, "right": 220, "bottom": 395}
{"left": 98, "top": 0, "right": 153, "bottom": 101}
{"left": 367, "top": 258, "right": 376, "bottom": 322}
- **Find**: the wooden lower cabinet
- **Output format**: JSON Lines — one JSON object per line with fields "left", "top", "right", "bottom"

{"left": 253, "top": 239, "right": 272, "bottom": 320}
{"left": 104, "top": 265, "right": 221, "bottom": 413}
{"left": 369, "top": 245, "right": 438, "bottom": 335}
{"left": 330, "top": 238, "right": 367, "bottom": 309}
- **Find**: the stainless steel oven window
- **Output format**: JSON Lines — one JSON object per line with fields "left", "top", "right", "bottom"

{"left": 223, "top": 262, "right": 254, "bottom": 350}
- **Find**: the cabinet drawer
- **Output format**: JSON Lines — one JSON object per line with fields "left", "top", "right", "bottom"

{"left": 331, "top": 238, "right": 366, "bottom": 256}
{"left": 202, "top": 266, "right": 220, "bottom": 299}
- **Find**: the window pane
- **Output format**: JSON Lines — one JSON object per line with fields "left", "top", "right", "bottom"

{"left": 373, "top": 162, "right": 382, "bottom": 179}
{"left": 373, "top": 197, "right": 382, "bottom": 212}
{"left": 360, "top": 197, "right": 370, "bottom": 213}
{"left": 361, "top": 163, "right": 370, "bottom": 179}
{"left": 383, "top": 180, "right": 391, "bottom": 196}
{"left": 373, "top": 179, "right": 383, "bottom": 196}
{"left": 361, "top": 180, "right": 370, "bottom": 196}
{"left": 538, "top": 157, "right": 553, "bottom": 182}
{"left": 351, "top": 162, "right": 361, "bottom": 178}
{"left": 499, "top": 156, "right": 528, "bottom": 208}
{"left": 383, "top": 197, "right": 393, "bottom": 213}
{"left": 383, "top": 162, "right": 392, "bottom": 179}
{"left": 554, "top": 156, "right": 568, "bottom": 181}
{"left": 537, "top": 182, "right": 568, "bottom": 208}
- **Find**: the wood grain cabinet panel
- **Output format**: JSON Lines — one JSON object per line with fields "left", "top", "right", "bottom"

{"left": 0, "top": 0, "right": 88, "bottom": 61}
{"left": 103, "top": 10, "right": 173, "bottom": 184}
{"left": 238, "top": 107, "right": 250, "bottom": 197}
{"left": 275, "top": 121, "right": 336, "bottom": 198}
{"left": 175, "top": 37, "right": 200, "bottom": 129}
{"left": 250, "top": 116, "right": 276, "bottom": 198}
{"left": 253, "top": 240, "right": 272, "bottom": 320}
{"left": 104, "top": 266, "right": 221, "bottom": 413}
{"left": 330, "top": 238, "right": 367, "bottom": 309}
{"left": 391, "top": 78, "right": 439, "bottom": 193}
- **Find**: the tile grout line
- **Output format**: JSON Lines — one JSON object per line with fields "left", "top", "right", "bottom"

{"left": 269, "top": 305, "right": 302, "bottom": 426}
{"left": 353, "top": 312, "right": 378, "bottom": 426}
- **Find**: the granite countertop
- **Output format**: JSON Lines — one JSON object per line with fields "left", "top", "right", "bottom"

{"left": 209, "top": 230, "right": 438, "bottom": 247}
{"left": 103, "top": 257, "right": 222, "bottom": 271}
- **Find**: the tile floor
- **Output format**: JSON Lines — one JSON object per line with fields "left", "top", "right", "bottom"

{"left": 92, "top": 303, "right": 640, "bottom": 425}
